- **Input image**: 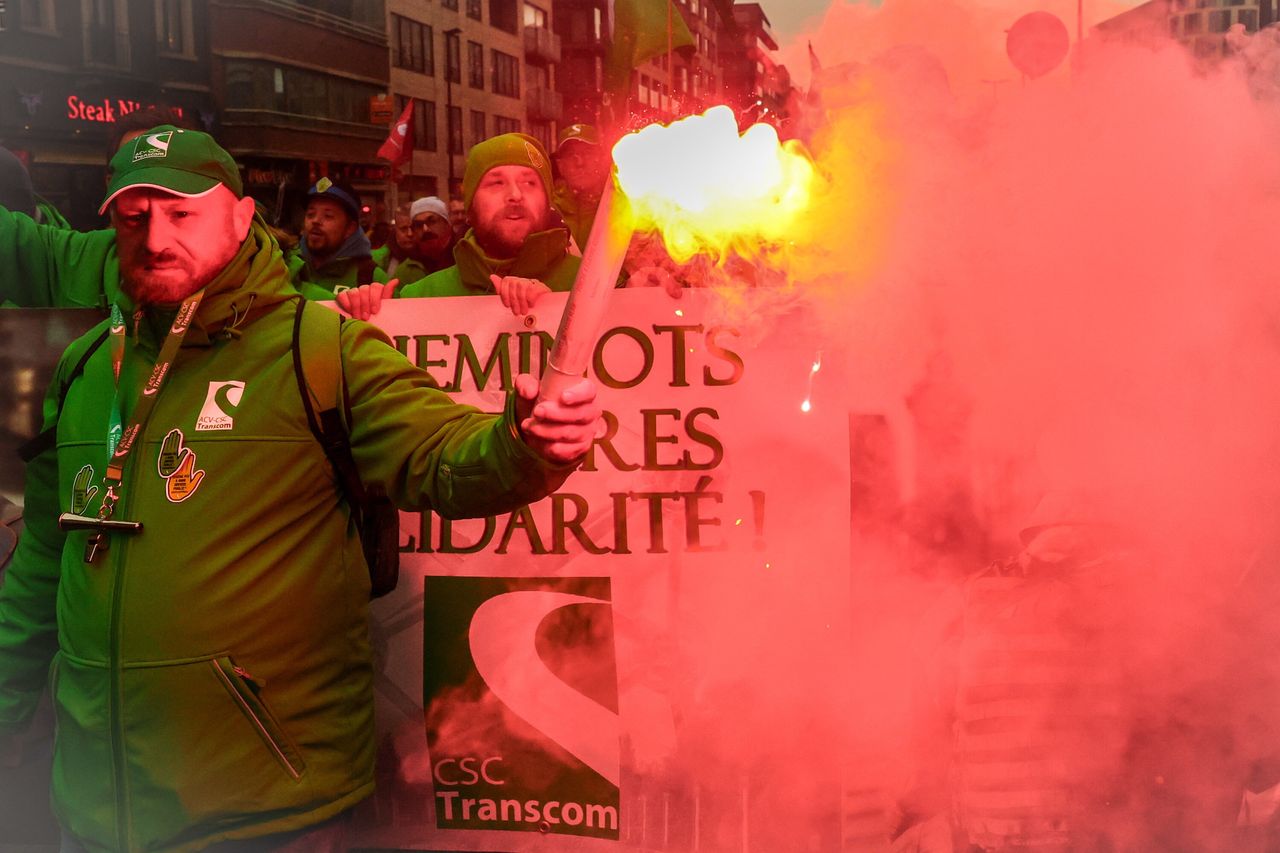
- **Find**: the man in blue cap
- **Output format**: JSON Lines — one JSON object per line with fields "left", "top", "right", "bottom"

{"left": 286, "top": 177, "right": 388, "bottom": 298}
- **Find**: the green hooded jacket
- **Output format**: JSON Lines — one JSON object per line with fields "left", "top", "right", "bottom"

{"left": 285, "top": 249, "right": 387, "bottom": 302}
{"left": 0, "top": 204, "right": 118, "bottom": 308}
{"left": 0, "top": 222, "right": 578, "bottom": 852}
{"left": 397, "top": 227, "right": 580, "bottom": 298}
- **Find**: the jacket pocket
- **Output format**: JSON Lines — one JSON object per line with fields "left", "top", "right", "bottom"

{"left": 210, "top": 656, "right": 306, "bottom": 781}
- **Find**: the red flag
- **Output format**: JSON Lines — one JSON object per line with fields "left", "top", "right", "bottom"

{"left": 377, "top": 100, "right": 414, "bottom": 166}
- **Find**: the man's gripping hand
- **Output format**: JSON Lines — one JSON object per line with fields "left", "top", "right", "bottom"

{"left": 513, "top": 374, "right": 600, "bottom": 464}
{"left": 336, "top": 279, "right": 399, "bottom": 321}
{"left": 492, "top": 275, "right": 551, "bottom": 317}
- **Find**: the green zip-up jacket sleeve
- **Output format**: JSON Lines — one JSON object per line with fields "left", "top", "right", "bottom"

{"left": 339, "top": 318, "right": 576, "bottom": 517}
{"left": 0, "top": 205, "right": 118, "bottom": 308}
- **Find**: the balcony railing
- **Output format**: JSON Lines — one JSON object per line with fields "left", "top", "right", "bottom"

{"left": 523, "top": 26, "right": 562, "bottom": 64}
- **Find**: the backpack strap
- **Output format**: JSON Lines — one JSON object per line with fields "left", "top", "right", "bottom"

{"left": 18, "top": 326, "right": 111, "bottom": 462}
{"left": 290, "top": 298, "right": 365, "bottom": 504}
{"left": 290, "top": 298, "right": 400, "bottom": 598}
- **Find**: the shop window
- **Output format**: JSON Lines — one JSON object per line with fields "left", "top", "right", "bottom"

{"left": 393, "top": 15, "right": 433, "bottom": 75}
{"left": 490, "top": 0, "right": 518, "bottom": 33}
{"left": 19, "top": 0, "right": 58, "bottom": 32}
{"left": 156, "top": 0, "right": 195, "bottom": 57}
{"left": 491, "top": 49, "right": 519, "bottom": 97}
{"left": 84, "top": 0, "right": 130, "bottom": 68}
{"left": 468, "top": 40, "right": 484, "bottom": 88}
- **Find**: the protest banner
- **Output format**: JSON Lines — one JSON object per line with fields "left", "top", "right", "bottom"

{"left": 349, "top": 287, "right": 850, "bottom": 852}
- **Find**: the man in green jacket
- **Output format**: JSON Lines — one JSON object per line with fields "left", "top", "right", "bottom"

{"left": 0, "top": 125, "right": 601, "bottom": 852}
{"left": 286, "top": 177, "right": 387, "bottom": 300}
{"left": 551, "top": 123, "right": 609, "bottom": 253}
{"left": 339, "top": 133, "right": 580, "bottom": 320}
{"left": 403, "top": 133, "right": 578, "bottom": 298}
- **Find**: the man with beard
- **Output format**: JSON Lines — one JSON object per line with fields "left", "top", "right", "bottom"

{"left": 338, "top": 133, "right": 578, "bottom": 320}
{"left": 0, "top": 125, "right": 602, "bottom": 852}
{"left": 287, "top": 177, "right": 388, "bottom": 298}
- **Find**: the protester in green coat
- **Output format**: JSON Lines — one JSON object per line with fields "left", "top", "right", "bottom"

{"left": 339, "top": 133, "right": 580, "bottom": 320}
{"left": 0, "top": 146, "right": 109, "bottom": 307}
{"left": 0, "top": 125, "right": 601, "bottom": 853}
{"left": 550, "top": 123, "right": 609, "bottom": 253}
{"left": 287, "top": 177, "right": 386, "bottom": 300}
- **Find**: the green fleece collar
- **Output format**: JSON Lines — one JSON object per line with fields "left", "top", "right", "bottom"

{"left": 453, "top": 227, "right": 570, "bottom": 292}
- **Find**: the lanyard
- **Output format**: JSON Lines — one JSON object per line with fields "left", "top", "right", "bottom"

{"left": 62, "top": 289, "right": 205, "bottom": 562}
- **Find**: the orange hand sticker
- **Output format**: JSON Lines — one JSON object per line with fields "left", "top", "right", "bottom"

{"left": 158, "top": 428, "right": 205, "bottom": 503}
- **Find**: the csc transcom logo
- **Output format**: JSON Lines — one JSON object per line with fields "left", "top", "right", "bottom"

{"left": 132, "top": 130, "right": 176, "bottom": 162}
{"left": 196, "top": 380, "right": 245, "bottom": 431}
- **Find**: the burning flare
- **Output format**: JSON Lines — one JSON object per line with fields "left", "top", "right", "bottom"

{"left": 612, "top": 105, "right": 818, "bottom": 263}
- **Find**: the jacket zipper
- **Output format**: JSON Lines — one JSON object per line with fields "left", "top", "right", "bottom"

{"left": 211, "top": 659, "right": 302, "bottom": 780}
{"left": 107, "top": 443, "right": 142, "bottom": 853}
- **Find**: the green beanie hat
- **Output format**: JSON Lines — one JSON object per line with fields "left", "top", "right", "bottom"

{"left": 462, "top": 133, "right": 553, "bottom": 211}
{"left": 100, "top": 125, "right": 242, "bottom": 214}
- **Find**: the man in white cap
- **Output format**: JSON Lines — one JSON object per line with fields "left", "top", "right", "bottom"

{"left": 405, "top": 195, "right": 456, "bottom": 281}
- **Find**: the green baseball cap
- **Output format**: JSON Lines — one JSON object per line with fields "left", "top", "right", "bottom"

{"left": 556, "top": 123, "right": 600, "bottom": 151}
{"left": 462, "top": 132, "right": 553, "bottom": 210}
{"left": 99, "top": 125, "right": 242, "bottom": 215}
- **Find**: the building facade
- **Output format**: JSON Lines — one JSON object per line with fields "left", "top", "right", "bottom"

{"left": 718, "top": 1, "right": 793, "bottom": 128}
{"left": 1095, "top": 0, "right": 1276, "bottom": 58}
{"left": 0, "top": 0, "right": 214, "bottom": 228}
{"left": 386, "top": 0, "right": 559, "bottom": 207}
{"left": 208, "top": 0, "right": 390, "bottom": 228}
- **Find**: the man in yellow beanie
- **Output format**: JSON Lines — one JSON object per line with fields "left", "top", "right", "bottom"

{"left": 341, "top": 133, "right": 579, "bottom": 319}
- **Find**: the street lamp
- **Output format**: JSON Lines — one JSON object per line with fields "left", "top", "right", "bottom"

{"left": 445, "top": 27, "right": 462, "bottom": 199}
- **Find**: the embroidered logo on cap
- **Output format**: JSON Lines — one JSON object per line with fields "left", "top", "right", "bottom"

{"left": 196, "top": 380, "right": 245, "bottom": 431}
{"left": 316, "top": 176, "right": 333, "bottom": 192}
{"left": 133, "top": 130, "right": 176, "bottom": 162}
{"left": 524, "top": 141, "right": 546, "bottom": 171}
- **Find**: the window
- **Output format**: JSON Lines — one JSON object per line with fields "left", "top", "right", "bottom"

{"left": 1208, "top": 10, "right": 1231, "bottom": 31}
{"left": 448, "top": 105, "right": 463, "bottom": 154}
{"left": 1239, "top": 8, "right": 1258, "bottom": 29}
{"left": 523, "top": 2, "right": 547, "bottom": 28}
{"left": 468, "top": 40, "right": 484, "bottom": 88}
{"left": 1183, "top": 12, "right": 1202, "bottom": 33}
{"left": 156, "top": 0, "right": 194, "bottom": 56}
{"left": 395, "top": 95, "right": 438, "bottom": 151}
{"left": 225, "top": 60, "right": 383, "bottom": 124}
{"left": 85, "top": 0, "right": 129, "bottom": 67}
{"left": 1169, "top": 16, "right": 1180, "bottom": 36}
{"left": 393, "top": 16, "right": 433, "bottom": 75}
{"left": 442, "top": 0, "right": 459, "bottom": 10}
{"left": 491, "top": 49, "right": 519, "bottom": 97}
{"left": 467, "top": 0, "right": 482, "bottom": 21}
{"left": 18, "top": 0, "right": 57, "bottom": 31}
{"left": 470, "top": 109, "right": 486, "bottom": 147}
{"left": 493, "top": 116, "right": 521, "bottom": 135}
{"left": 489, "top": 0, "right": 518, "bottom": 33}
{"left": 445, "top": 31, "right": 461, "bottom": 83}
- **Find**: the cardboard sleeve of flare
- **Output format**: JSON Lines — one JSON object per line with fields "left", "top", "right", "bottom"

{"left": 538, "top": 176, "right": 633, "bottom": 403}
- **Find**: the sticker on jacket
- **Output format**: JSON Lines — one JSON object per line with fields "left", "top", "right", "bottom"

{"left": 71, "top": 464, "right": 97, "bottom": 513}
{"left": 157, "top": 428, "right": 205, "bottom": 503}
{"left": 196, "top": 380, "right": 245, "bottom": 431}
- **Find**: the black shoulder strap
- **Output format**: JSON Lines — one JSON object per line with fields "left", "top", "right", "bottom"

{"left": 18, "top": 326, "right": 111, "bottom": 462}
{"left": 291, "top": 298, "right": 366, "bottom": 505}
